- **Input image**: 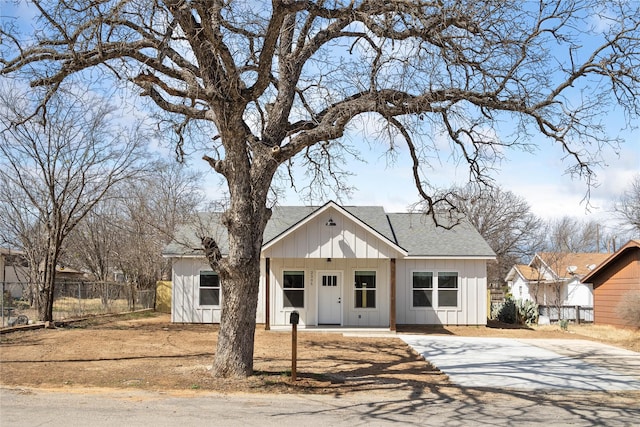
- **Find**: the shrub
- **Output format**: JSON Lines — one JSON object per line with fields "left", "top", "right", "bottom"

{"left": 516, "top": 299, "right": 539, "bottom": 325}
{"left": 617, "top": 291, "right": 640, "bottom": 327}
{"left": 492, "top": 298, "right": 517, "bottom": 324}
{"left": 491, "top": 298, "right": 539, "bottom": 325}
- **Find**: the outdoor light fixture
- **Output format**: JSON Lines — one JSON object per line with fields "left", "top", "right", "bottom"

{"left": 325, "top": 218, "right": 336, "bottom": 226}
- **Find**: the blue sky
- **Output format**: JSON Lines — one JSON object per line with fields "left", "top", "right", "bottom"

{"left": 3, "top": 1, "right": 639, "bottom": 233}
{"left": 228, "top": 123, "right": 639, "bottom": 228}
{"left": 196, "top": 115, "right": 639, "bottom": 239}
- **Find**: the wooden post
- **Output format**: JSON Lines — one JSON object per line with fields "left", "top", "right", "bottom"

{"left": 575, "top": 305, "right": 581, "bottom": 325}
{"left": 291, "top": 322, "right": 297, "bottom": 382}
{"left": 390, "top": 258, "right": 396, "bottom": 331}
{"left": 265, "top": 258, "right": 270, "bottom": 330}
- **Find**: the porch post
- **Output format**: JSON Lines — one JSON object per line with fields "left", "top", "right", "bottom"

{"left": 390, "top": 258, "right": 396, "bottom": 331}
{"left": 265, "top": 257, "right": 270, "bottom": 330}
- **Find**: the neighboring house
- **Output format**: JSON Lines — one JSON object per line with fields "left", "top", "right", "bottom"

{"left": 505, "top": 252, "right": 610, "bottom": 308}
{"left": 1, "top": 248, "right": 29, "bottom": 298}
{"left": 1, "top": 248, "right": 86, "bottom": 299}
{"left": 504, "top": 264, "right": 539, "bottom": 302}
{"left": 54, "top": 265, "right": 87, "bottom": 283}
{"left": 163, "top": 201, "right": 496, "bottom": 328}
{"left": 581, "top": 239, "right": 640, "bottom": 328}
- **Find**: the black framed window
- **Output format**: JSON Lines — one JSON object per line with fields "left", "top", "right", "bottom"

{"left": 199, "top": 271, "right": 220, "bottom": 306}
{"left": 412, "top": 272, "right": 433, "bottom": 307}
{"left": 438, "top": 272, "right": 458, "bottom": 307}
{"left": 354, "top": 271, "right": 376, "bottom": 308}
{"left": 283, "top": 271, "right": 304, "bottom": 308}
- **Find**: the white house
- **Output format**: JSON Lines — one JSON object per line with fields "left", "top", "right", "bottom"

{"left": 505, "top": 252, "right": 610, "bottom": 307}
{"left": 1, "top": 248, "right": 29, "bottom": 298}
{"left": 504, "top": 264, "right": 538, "bottom": 302}
{"left": 163, "top": 201, "right": 495, "bottom": 328}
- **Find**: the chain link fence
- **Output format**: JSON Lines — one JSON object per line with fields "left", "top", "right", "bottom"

{"left": 1, "top": 281, "right": 156, "bottom": 327}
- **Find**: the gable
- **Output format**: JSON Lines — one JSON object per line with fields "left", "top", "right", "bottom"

{"left": 581, "top": 240, "right": 640, "bottom": 286}
{"left": 261, "top": 203, "right": 405, "bottom": 259}
{"left": 505, "top": 264, "right": 540, "bottom": 282}
{"left": 532, "top": 252, "right": 610, "bottom": 279}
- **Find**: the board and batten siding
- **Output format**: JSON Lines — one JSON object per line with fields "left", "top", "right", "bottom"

{"left": 171, "top": 258, "right": 265, "bottom": 323}
{"left": 395, "top": 258, "right": 488, "bottom": 325}
{"left": 262, "top": 211, "right": 397, "bottom": 260}
{"left": 268, "top": 257, "right": 391, "bottom": 327}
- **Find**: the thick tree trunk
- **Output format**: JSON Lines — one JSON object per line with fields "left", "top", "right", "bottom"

{"left": 210, "top": 191, "right": 272, "bottom": 377}
{"left": 212, "top": 259, "right": 261, "bottom": 377}
{"left": 210, "top": 203, "right": 270, "bottom": 377}
{"left": 208, "top": 134, "right": 276, "bottom": 377}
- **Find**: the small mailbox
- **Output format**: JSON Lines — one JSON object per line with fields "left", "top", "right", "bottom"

{"left": 289, "top": 310, "right": 300, "bottom": 325}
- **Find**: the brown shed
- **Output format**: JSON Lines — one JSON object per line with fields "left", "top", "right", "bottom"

{"left": 581, "top": 240, "right": 640, "bottom": 327}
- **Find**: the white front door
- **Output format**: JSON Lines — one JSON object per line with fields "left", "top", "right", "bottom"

{"left": 318, "top": 272, "right": 342, "bottom": 325}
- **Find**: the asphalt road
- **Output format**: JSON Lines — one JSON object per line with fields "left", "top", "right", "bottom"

{"left": 2, "top": 337, "right": 640, "bottom": 426}
{"left": 2, "top": 385, "right": 640, "bottom": 427}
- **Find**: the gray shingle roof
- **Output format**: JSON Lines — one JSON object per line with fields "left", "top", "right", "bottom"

{"left": 163, "top": 212, "right": 228, "bottom": 256}
{"left": 387, "top": 213, "right": 495, "bottom": 257}
{"left": 163, "top": 203, "right": 495, "bottom": 258}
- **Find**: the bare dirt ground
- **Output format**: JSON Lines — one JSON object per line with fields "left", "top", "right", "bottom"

{"left": 1, "top": 311, "right": 638, "bottom": 400}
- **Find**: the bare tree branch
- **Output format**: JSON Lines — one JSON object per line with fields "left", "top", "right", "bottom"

{"left": 2, "top": 0, "right": 638, "bottom": 378}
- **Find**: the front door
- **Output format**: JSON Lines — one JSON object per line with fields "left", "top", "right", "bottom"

{"left": 318, "top": 272, "right": 342, "bottom": 325}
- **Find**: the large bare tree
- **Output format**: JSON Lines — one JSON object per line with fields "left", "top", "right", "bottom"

{"left": 2, "top": 1, "right": 638, "bottom": 377}
{"left": 0, "top": 88, "right": 147, "bottom": 322}
{"left": 447, "top": 185, "right": 544, "bottom": 286}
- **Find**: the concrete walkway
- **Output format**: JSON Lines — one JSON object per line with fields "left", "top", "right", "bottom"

{"left": 400, "top": 335, "right": 640, "bottom": 391}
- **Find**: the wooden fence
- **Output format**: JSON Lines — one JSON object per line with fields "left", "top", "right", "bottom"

{"left": 539, "top": 305, "right": 594, "bottom": 324}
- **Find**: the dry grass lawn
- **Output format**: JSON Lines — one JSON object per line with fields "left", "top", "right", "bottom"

{"left": 1, "top": 312, "right": 638, "bottom": 397}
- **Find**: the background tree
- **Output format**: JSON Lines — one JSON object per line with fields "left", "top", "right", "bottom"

{"left": 2, "top": 1, "right": 638, "bottom": 377}
{"left": 447, "top": 185, "right": 543, "bottom": 286}
{"left": 613, "top": 174, "right": 640, "bottom": 236}
{"left": 64, "top": 199, "right": 122, "bottom": 284}
{"left": 64, "top": 160, "right": 205, "bottom": 307}
{"left": 0, "top": 88, "right": 147, "bottom": 322}
{"left": 544, "top": 216, "right": 604, "bottom": 253}
{"left": 112, "top": 160, "right": 205, "bottom": 306}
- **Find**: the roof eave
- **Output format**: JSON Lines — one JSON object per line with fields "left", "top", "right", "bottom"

{"left": 405, "top": 255, "right": 496, "bottom": 260}
{"left": 581, "top": 239, "right": 640, "bottom": 283}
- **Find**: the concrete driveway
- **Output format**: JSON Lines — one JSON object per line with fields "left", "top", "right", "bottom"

{"left": 400, "top": 335, "right": 640, "bottom": 391}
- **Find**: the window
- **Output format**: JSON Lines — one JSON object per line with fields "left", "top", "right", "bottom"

{"left": 354, "top": 271, "right": 376, "bottom": 308}
{"left": 412, "top": 272, "right": 433, "bottom": 307}
{"left": 438, "top": 272, "right": 458, "bottom": 307}
{"left": 199, "top": 271, "right": 220, "bottom": 306}
{"left": 283, "top": 271, "right": 304, "bottom": 308}
{"left": 322, "top": 275, "right": 337, "bottom": 287}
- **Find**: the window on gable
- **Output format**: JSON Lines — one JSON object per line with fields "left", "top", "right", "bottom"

{"left": 199, "top": 271, "right": 220, "bottom": 306}
{"left": 354, "top": 271, "right": 376, "bottom": 308}
{"left": 412, "top": 272, "right": 433, "bottom": 307}
{"left": 438, "top": 272, "right": 458, "bottom": 307}
{"left": 283, "top": 271, "right": 304, "bottom": 308}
